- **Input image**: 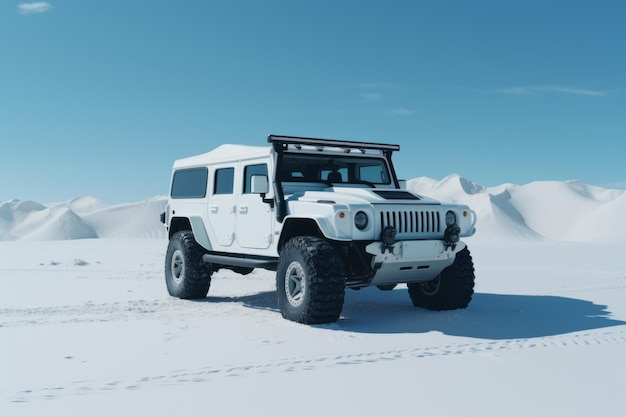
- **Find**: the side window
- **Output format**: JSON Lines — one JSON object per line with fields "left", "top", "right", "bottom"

{"left": 243, "top": 163, "right": 268, "bottom": 193}
{"left": 170, "top": 168, "right": 208, "bottom": 199}
{"left": 214, "top": 167, "right": 235, "bottom": 194}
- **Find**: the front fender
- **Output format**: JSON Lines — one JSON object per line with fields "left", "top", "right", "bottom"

{"left": 282, "top": 213, "right": 352, "bottom": 242}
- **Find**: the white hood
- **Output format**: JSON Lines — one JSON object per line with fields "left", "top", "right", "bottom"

{"left": 288, "top": 187, "right": 442, "bottom": 205}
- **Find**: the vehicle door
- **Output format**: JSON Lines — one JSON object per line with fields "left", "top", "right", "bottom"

{"left": 236, "top": 162, "right": 273, "bottom": 249}
{"left": 207, "top": 165, "right": 237, "bottom": 247}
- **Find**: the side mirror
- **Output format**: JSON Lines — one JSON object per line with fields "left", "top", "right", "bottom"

{"left": 251, "top": 175, "right": 269, "bottom": 194}
{"left": 398, "top": 179, "right": 407, "bottom": 189}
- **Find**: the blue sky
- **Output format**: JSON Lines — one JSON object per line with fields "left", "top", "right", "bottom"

{"left": 1, "top": 0, "right": 624, "bottom": 204}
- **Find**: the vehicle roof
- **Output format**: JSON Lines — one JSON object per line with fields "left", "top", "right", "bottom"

{"left": 173, "top": 144, "right": 272, "bottom": 168}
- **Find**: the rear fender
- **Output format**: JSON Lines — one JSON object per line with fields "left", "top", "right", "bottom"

{"left": 169, "top": 216, "right": 212, "bottom": 251}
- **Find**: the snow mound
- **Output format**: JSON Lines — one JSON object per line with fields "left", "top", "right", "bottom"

{"left": 64, "top": 195, "right": 109, "bottom": 214}
{"left": 408, "top": 175, "right": 626, "bottom": 242}
{"left": 0, "top": 196, "right": 167, "bottom": 241}
{"left": 0, "top": 200, "right": 49, "bottom": 240}
{"left": 81, "top": 197, "right": 167, "bottom": 239}
{"left": 17, "top": 207, "right": 98, "bottom": 241}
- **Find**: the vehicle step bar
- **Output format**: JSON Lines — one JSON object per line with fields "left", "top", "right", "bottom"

{"left": 202, "top": 253, "right": 277, "bottom": 270}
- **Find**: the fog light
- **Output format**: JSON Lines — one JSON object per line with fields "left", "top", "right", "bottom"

{"left": 444, "top": 225, "right": 460, "bottom": 250}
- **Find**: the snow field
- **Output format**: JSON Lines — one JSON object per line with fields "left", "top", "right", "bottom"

{"left": 1, "top": 239, "right": 625, "bottom": 416}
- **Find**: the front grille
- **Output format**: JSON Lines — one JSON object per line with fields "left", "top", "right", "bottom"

{"left": 379, "top": 210, "right": 441, "bottom": 235}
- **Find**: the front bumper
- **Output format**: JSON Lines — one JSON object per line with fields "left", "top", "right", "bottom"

{"left": 365, "top": 240, "right": 466, "bottom": 286}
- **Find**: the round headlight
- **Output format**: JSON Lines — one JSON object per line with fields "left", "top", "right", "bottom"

{"left": 354, "top": 211, "right": 369, "bottom": 230}
{"left": 445, "top": 211, "right": 457, "bottom": 226}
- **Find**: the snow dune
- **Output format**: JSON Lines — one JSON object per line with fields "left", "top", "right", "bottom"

{"left": 1, "top": 175, "right": 624, "bottom": 242}
{"left": 408, "top": 174, "right": 626, "bottom": 242}
{"left": 0, "top": 196, "right": 166, "bottom": 241}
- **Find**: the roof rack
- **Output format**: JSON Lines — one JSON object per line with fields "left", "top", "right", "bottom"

{"left": 268, "top": 134, "right": 400, "bottom": 153}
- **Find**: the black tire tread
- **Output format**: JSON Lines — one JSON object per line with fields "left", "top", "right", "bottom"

{"left": 408, "top": 247, "right": 475, "bottom": 310}
{"left": 165, "top": 230, "right": 212, "bottom": 299}
{"left": 276, "top": 236, "right": 345, "bottom": 324}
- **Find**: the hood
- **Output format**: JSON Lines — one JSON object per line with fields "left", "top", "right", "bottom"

{"left": 287, "top": 187, "right": 442, "bottom": 205}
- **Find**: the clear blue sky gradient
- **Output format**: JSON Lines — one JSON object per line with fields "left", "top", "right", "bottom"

{"left": 1, "top": 0, "right": 625, "bottom": 203}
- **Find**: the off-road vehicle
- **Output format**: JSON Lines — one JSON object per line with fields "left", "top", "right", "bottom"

{"left": 161, "top": 135, "right": 477, "bottom": 324}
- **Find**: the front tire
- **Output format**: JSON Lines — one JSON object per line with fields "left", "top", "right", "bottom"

{"left": 276, "top": 237, "right": 345, "bottom": 324}
{"left": 165, "top": 230, "right": 213, "bottom": 299}
{"left": 408, "top": 247, "right": 475, "bottom": 310}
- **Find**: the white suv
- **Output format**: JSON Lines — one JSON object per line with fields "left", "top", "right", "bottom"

{"left": 161, "top": 135, "right": 477, "bottom": 324}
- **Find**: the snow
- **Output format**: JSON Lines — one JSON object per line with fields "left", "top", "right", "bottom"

{"left": 407, "top": 174, "right": 626, "bottom": 242}
{"left": 0, "top": 196, "right": 167, "bottom": 241}
{"left": 1, "top": 176, "right": 626, "bottom": 416}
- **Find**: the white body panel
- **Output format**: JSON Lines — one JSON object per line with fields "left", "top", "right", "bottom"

{"left": 236, "top": 192, "right": 273, "bottom": 249}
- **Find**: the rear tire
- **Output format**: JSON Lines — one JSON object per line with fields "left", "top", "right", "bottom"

{"left": 165, "top": 230, "right": 213, "bottom": 299}
{"left": 408, "top": 247, "right": 475, "bottom": 310}
{"left": 276, "top": 236, "right": 345, "bottom": 324}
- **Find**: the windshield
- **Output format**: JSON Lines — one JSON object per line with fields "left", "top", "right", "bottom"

{"left": 279, "top": 153, "right": 392, "bottom": 185}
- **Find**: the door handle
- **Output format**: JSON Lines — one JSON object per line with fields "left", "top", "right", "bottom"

{"left": 239, "top": 205, "right": 248, "bottom": 214}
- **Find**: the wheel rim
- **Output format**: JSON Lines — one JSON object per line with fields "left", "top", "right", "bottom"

{"left": 171, "top": 249, "right": 184, "bottom": 284}
{"left": 285, "top": 261, "right": 306, "bottom": 307}
{"left": 420, "top": 276, "right": 441, "bottom": 296}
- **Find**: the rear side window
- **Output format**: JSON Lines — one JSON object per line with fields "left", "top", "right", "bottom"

{"left": 214, "top": 167, "right": 235, "bottom": 194}
{"left": 171, "top": 168, "right": 208, "bottom": 199}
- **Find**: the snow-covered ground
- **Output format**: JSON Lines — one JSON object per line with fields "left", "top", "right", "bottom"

{"left": 2, "top": 176, "right": 626, "bottom": 416}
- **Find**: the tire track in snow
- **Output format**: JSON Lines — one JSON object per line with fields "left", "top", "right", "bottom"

{"left": 0, "top": 298, "right": 249, "bottom": 327}
{"left": 7, "top": 328, "right": 626, "bottom": 403}
{"left": 0, "top": 301, "right": 170, "bottom": 327}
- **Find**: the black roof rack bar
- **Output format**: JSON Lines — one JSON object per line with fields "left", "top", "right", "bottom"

{"left": 268, "top": 134, "right": 400, "bottom": 152}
